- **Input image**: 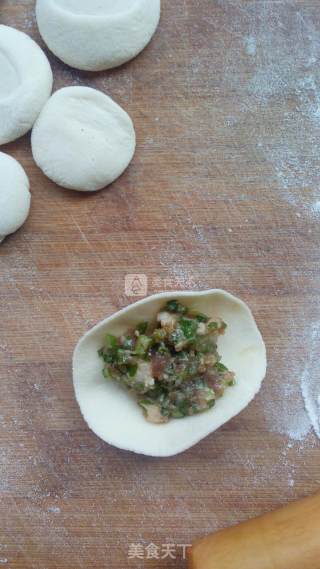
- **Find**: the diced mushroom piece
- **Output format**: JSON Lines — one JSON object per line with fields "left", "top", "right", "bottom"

{"left": 211, "top": 381, "right": 225, "bottom": 397}
{"left": 194, "top": 388, "right": 216, "bottom": 410}
{"left": 143, "top": 404, "right": 168, "bottom": 424}
{"left": 197, "top": 322, "right": 207, "bottom": 335}
{"left": 203, "top": 353, "right": 217, "bottom": 367}
{"left": 157, "top": 311, "right": 178, "bottom": 333}
{"left": 135, "top": 361, "right": 155, "bottom": 391}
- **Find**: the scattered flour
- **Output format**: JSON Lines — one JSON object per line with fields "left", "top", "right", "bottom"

{"left": 285, "top": 413, "right": 312, "bottom": 442}
{"left": 301, "top": 323, "right": 320, "bottom": 439}
{"left": 22, "top": 11, "right": 36, "bottom": 31}
{"left": 244, "top": 35, "right": 257, "bottom": 56}
{"left": 47, "top": 506, "right": 61, "bottom": 514}
{"left": 262, "top": 314, "right": 320, "bottom": 443}
{"left": 265, "top": 320, "right": 320, "bottom": 442}
{"left": 311, "top": 200, "right": 320, "bottom": 215}
{"left": 264, "top": 366, "right": 312, "bottom": 442}
{"left": 212, "top": 3, "right": 320, "bottom": 212}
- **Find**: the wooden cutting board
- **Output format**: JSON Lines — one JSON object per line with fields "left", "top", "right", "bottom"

{"left": 1, "top": 1, "right": 319, "bottom": 568}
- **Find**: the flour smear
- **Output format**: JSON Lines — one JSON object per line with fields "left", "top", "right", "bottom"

{"left": 301, "top": 322, "right": 320, "bottom": 439}
{"left": 264, "top": 317, "right": 320, "bottom": 443}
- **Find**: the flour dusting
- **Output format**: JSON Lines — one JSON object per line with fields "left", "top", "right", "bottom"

{"left": 268, "top": 398, "right": 311, "bottom": 442}
{"left": 214, "top": 2, "right": 320, "bottom": 212}
{"left": 47, "top": 506, "right": 61, "bottom": 514}
{"left": 21, "top": 4, "right": 37, "bottom": 31}
{"left": 263, "top": 361, "right": 312, "bottom": 442}
{"left": 264, "top": 317, "right": 320, "bottom": 442}
{"left": 311, "top": 200, "right": 320, "bottom": 215}
{"left": 244, "top": 35, "right": 256, "bottom": 56}
{"left": 301, "top": 323, "right": 320, "bottom": 439}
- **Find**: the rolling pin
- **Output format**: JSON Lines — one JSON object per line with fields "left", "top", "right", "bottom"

{"left": 188, "top": 492, "right": 320, "bottom": 569}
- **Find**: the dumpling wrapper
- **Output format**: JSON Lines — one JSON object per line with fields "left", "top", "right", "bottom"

{"left": 73, "top": 290, "right": 267, "bottom": 457}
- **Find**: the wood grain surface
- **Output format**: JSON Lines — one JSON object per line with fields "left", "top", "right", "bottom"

{"left": 1, "top": 1, "right": 320, "bottom": 568}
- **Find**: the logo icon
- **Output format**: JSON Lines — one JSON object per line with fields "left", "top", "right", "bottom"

{"left": 125, "top": 274, "right": 148, "bottom": 297}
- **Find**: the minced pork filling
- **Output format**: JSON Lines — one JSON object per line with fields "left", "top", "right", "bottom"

{"left": 98, "top": 299, "right": 235, "bottom": 424}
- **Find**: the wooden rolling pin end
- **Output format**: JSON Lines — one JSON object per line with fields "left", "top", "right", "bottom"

{"left": 188, "top": 492, "right": 320, "bottom": 569}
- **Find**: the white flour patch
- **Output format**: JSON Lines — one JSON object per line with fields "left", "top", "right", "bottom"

{"left": 311, "top": 200, "right": 320, "bottom": 215}
{"left": 22, "top": 6, "right": 36, "bottom": 31}
{"left": 0, "top": 448, "right": 28, "bottom": 493}
{"left": 275, "top": 401, "right": 311, "bottom": 442}
{"left": 263, "top": 317, "right": 319, "bottom": 442}
{"left": 244, "top": 35, "right": 256, "bottom": 56}
{"left": 284, "top": 412, "right": 311, "bottom": 442}
{"left": 263, "top": 324, "right": 313, "bottom": 442}
{"left": 301, "top": 322, "right": 320, "bottom": 439}
{"left": 223, "top": 437, "right": 300, "bottom": 493}
{"left": 48, "top": 506, "right": 61, "bottom": 514}
{"left": 263, "top": 369, "right": 312, "bottom": 442}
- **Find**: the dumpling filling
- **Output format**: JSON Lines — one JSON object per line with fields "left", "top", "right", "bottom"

{"left": 98, "top": 299, "right": 235, "bottom": 424}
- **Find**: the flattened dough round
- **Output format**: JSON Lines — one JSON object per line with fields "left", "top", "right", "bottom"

{"left": 0, "top": 25, "right": 53, "bottom": 145}
{"left": 0, "top": 152, "right": 31, "bottom": 243}
{"left": 36, "top": 0, "right": 161, "bottom": 71}
{"left": 31, "top": 86, "right": 136, "bottom": 192}
{"left": 73, "top": 290, "right": 267, "bottom": 457}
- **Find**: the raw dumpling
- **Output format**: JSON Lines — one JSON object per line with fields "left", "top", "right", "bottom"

{"left": 0, "top": 25, "right": 52, "bottom": 145}
{"left": 36, "top": 0, "right": 161, "bottom": 71}
{"left": 0, "top": 152, "right": 31, "bottom": 243}
{"left": 31, "top": 87, "right": 136, "bottom": 192}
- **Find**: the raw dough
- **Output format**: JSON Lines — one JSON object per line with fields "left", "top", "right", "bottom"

{"left": 31, "top": 86, "right": 136, "bottom": 192}
{"left": 73, "top": 290, "right": 267, "bottom": 457}
{"left": 0, "top": 25, "right": 53, "bottom": 145}
{"left": 0, "top": 152, "right": 31, "bottom": 243}
{"left": 36, "top": 0, "right": 161, "bottom": 71}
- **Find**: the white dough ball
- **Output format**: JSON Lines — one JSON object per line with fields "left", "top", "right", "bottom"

{"left": 0, "top": 152, "right": 31, "bottom": 243}
{"left": 31, "top": 87, "right": 136, "bottom": 192}
{"left": 36, "top": 0, "right": 161, "bottom": 71}
{"left": 0, "top": 25, "right": 53, "bottom": 145}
